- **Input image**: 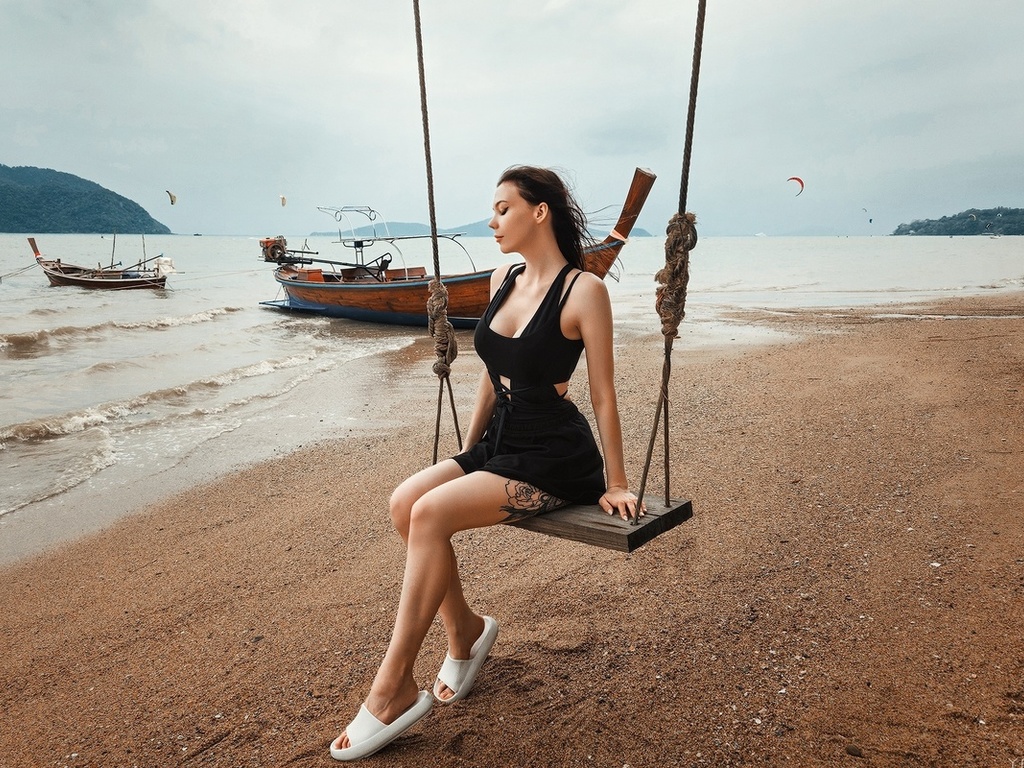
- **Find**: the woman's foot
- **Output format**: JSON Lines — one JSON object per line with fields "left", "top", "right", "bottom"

{"left": 332, "top": 678, "right": 422, "bottom": 752}
{"left": 329, "top": 688, "right": 432, "bottom": 761}
{"left": 434, "top": 613, "right": 486, "bottom": 701}
{"left": 433, "top": 615, "right": 499, "bottom": 702}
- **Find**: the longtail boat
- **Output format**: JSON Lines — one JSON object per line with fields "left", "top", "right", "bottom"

{"left": 29, "top": 237, "right": 175, "bottom": 290}
{"left": 258, "top": 167, "right": 656, "bottom": 327}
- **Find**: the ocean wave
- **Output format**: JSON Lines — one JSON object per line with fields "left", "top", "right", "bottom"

{"left": 197, "top": 352, "right": 322, "bottom": 387}
{"left": 27, "top": 307, "right": 61, "bottom": 317}
{"left": 981, "top": 276, "right": 1024, "bottom": 290}
{"left": 113, "top": 306, "right": 243, "bottom": 331}
{"left": 181, "top": 358, "right": 338, "bottom": 418}
{"left": 150, "top": 340, "right": 407, "bottom": 425}
{"left": 1, "top": 407, "right": 115, "bottom": 443}
{"left": 0, "top": 307, "right": 241, "bottom": 357}
{"left": 699, "top": 281, "right": 825, "bottom": 294}
{"left": 84, "top": 359, "right": 143, "bottom": 375}
{"left": 0, "top": 346, "right": 366, "bottom": 445}
{"left": 0, "top": 429, "right": 117, "bottom": 517}
{"left": 0, "top": 329, "right": 57, "bottom": 357}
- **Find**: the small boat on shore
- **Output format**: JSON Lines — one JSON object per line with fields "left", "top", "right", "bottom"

{"left": 258, "top": 167, "right": 656, "bottom": 328}
{"left": 29, "top": 237, "right": 175, "bottom": 290}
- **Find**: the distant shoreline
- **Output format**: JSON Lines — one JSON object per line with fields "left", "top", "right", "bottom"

{"left": 308, "top": 222, "right": 655, "bottom": 238}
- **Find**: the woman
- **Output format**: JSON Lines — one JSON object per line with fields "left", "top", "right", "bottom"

{"left": 331, "top": 166, "right": 643, "bottom": 760}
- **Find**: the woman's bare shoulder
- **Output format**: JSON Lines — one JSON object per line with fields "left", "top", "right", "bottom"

{"left": 563, "top": 270, "right": 612, "bottom": 336}
{"left": 489, "top": 262, "right": 520, "bottom": 292}
{"left": 569, "top": 270, "right": 610, "bottom": 300}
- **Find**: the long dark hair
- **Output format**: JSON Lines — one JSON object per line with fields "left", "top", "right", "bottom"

{"left": 498, "top": 165, "right": 592, "bottom": 271}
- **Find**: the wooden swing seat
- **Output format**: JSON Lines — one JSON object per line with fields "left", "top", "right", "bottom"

{"left": 510, "top": 498, "right": 692, "bottom": 553}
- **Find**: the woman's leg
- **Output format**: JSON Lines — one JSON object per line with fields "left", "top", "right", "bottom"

{"left": 390, "top": 461, "right": 486, "bottom": 671}
{"left": 388, "top": 459, "right": 464, "bottom": 542}
{"left": 389, "top": 463, "right": 569, "bottom": 700}
{"left": 334, "top": 469, "right": 523, "bottom": 749}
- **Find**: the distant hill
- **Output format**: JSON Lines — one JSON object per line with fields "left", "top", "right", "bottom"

{"left": 311, "top": 221, "right": 486, "bottom": 238}
{"left": 0, "top": 164, "right": 171, "bottom": 234}
{"left": 312, "top": 219, "right": 652, "bottom": 238}
{"left": 892, "top": 207, "right": 1023, "bottom": 236}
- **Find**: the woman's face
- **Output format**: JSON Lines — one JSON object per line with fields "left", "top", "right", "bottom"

{"left": 489, "top": 181, "right": 545, "bottom": 255}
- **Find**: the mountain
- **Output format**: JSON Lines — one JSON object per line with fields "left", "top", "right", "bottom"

{"left": 0, "top": 164, "right": 171, "bottom": 234}
{"left": 312, "top": 219, "right": 652, "bottom": 238}
{"left": 892, "top": 207, "right": 1023, "bottom": 236}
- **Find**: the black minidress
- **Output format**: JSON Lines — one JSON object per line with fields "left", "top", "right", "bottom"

{"left": 453, "top": 397, "right": 605, "bottom": 504}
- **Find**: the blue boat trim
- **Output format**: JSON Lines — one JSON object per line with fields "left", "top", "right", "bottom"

{"left": 259, "top": 297, "right": 478, "bottom": 329}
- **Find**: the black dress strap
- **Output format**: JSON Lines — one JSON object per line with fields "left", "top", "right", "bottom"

{"left": 557, "top": 269, "right": 584, "bottom": 310}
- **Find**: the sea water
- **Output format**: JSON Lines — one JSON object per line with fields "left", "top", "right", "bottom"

{"left": 1, "top": 232, "right": 1021, "bottom": 563}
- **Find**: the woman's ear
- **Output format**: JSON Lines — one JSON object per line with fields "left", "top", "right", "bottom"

{"left": 534, "top": 201, "right": 549, "bottom": 224}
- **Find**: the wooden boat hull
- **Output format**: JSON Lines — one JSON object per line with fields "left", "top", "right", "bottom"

{"left": 264, "top": 267, "right": 492, "bottom": 328}
{"left": 28, "top": 239, "right": 168, "bottom": 290}
{"left": 37, "top": 260, "right": 167, "bottom": 289}
{"left": 261, "top": 167, "right": 657, "bottom": 327}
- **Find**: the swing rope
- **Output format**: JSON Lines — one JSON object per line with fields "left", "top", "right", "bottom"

{"left": 635, "top": 0, "right": 706, "bottom": 518}
{"left": 413, "top": 0, "right": 463, "bottom": 463}
{"left": 412, "top": 0, "right": 706, "bottom": 527}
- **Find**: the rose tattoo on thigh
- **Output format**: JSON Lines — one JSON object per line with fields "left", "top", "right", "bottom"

{"left": 500, "top": 480, "right": 567, "bottom": 521}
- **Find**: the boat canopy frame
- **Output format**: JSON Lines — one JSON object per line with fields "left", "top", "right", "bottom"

{"left": 313, "top": 205, "right": 478, "bottom": 277}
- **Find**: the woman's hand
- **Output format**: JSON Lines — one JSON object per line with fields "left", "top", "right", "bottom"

{"left": 599, "top": 487, "right": 646, "bottom": 520}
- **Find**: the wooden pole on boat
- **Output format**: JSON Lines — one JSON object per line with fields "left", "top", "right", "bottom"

{"left": 107, "top": 232, "right": 117, "bottom": 269}
{"left": 413, "top": 0, "right": 463, "bottom": 462}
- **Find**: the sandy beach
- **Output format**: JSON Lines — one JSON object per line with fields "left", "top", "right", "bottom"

{"left": 2, "top": 292, "right": 1022, "bottom": 767}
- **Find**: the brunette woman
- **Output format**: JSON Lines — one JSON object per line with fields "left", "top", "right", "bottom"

{"left": 331, "top": 166, "right": 642, "bottom": 760}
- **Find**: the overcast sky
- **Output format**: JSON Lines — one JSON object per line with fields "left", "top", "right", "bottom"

{"left": 3, "top": 0, "right": 1022, "bottom": 237}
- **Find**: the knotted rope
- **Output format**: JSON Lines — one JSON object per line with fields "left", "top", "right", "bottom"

{"left": 635, "top": 0, "right": 706, "bottom": 520}
{"left": 654, "top": 212, "right": 696, "bottom": 339}
{"left": 427, "top": 279, "right": 458, "bottom": 377}
{"left": 414, "top": 0, "right": 463, "bottom": 463}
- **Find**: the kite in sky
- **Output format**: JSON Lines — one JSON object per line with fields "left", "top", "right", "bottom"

{"left": 166, "top": 190, "right": 177, "bottom": 205}
{"left": 787, "top": 176, "right": 804, "bottom": 196}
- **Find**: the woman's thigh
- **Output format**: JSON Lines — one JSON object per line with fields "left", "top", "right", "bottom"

{"left": 390, "top": 459, "right": 466, "bottom": 533}
{"left": 412, "top": 471, "right": 567, "bottom": 537}
{"left": 393, "top": 459, "right": 467, "bottom": 505}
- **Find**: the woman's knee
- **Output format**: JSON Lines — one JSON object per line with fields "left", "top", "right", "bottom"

{"left": 389, "top": 482, "right": 416, "bottom": 537}
{"left": 406, "top": 494, "right": 452, "bottom": 542}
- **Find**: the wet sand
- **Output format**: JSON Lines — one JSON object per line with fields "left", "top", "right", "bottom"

{"left": 2, "top": 293, "right": 1023, "bottom": 767}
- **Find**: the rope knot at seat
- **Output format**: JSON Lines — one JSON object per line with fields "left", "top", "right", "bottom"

{"left": 654, "top": 211, "right": 696, "bottom": 339}
{"left": 427, "top": 277, "right": 458, "bottom": 377}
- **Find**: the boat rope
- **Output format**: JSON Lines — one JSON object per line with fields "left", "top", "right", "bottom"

{"left": 0, "top": 263, "right": 38, "bottom": 283}
{"left": 635, "top": 0, "right": 706, "bottom": 517}
{"left": 414, "top": 0, "right": 463, "bottom": 462}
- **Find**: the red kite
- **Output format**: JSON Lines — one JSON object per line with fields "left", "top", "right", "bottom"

{"left": 787, "top": 176, "right": 804, "bottom": 196}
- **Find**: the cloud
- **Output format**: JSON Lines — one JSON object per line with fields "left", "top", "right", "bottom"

{"left": 1, "top": 0, "right": 1021, "bottom": 236}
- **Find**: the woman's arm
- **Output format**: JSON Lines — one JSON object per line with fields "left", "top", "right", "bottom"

{"left": 570, "top": 273, "right": 643, "bottom": 519}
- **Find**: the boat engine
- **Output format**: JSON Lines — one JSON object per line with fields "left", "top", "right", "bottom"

{"left": 154, "top": 256, "right": 176, "bottom": 276}
{"left": 260, "top": 236, "right": 288, "bottom": 262}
